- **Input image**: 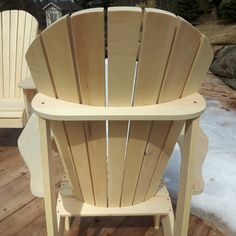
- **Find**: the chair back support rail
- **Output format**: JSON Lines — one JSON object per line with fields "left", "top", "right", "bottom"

{"left": 26, "top": 6, "right": 213, "bottom": 236}
{"left": 0, "top": 10, "right": 38, "bottom": 127}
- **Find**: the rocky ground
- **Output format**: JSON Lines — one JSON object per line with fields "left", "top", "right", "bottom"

{"left": 196, "top": 11, "right": 236, "bottom": 107}
{"left": 200, "top": 72, "right": 236, "bottom": 110}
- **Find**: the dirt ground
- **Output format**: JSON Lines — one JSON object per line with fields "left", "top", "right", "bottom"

{"left": 196, "top": 11, "right": 236, "bottom": 45}
{"left": 200, "top": 72, "right": 236, "bottom": 111}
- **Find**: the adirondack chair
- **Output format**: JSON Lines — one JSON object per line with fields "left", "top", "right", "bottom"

{"left": 0, "top": 10, "right": 38, "bottom": 128}
{"left": 26, "top": 7, "right": 213, "bottom": 236}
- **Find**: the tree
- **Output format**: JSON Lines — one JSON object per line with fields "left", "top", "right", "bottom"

{"left": 217, "top": 0, "right": 236, "bottom": 21}
{"left": 174, "top": 0, "right": 204, "bottom": 21}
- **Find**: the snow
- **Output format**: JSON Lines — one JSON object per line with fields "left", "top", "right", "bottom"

{"left": 164, "top": 99, "right": 236, "bottom": 236}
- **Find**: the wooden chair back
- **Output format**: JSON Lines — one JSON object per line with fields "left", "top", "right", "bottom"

{"left": 26, "top": 7, "right": 213, "bottom": 207}
{"left": 0, "top": 10, "right": 38, "bottom": 99}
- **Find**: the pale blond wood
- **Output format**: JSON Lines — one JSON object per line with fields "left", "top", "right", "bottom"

{"left": 64, "top": 122, "right": 94, "bottom": 205}
{"left": 10, "top": 11, "right": 18, "bottom": 98}
{"left": 0, "top": 13, "right": 3, "bottom": 98}
{"left": 2, "top": 11, "right": 10, "bottom": 98}
{"left": 52, "top": 121, "right": 84, "bottom": 201}
{"left": 107, "top": 7, "right": 142, "bottom": 207}
{"left": 108, "top": 121, "right": 128, "bottom": 206}
{"left": 70, "top": 8, "right": 105, "bottom": 106}
{"left": 158, "top": 17, "right": 202, "bottom": 103}
{"left": 65, "top": 217, "right": 71, "bottom": 231}
{"left": 23, "top": 89, "right": 37, "bottom": 118}
{"left": 181, "top": 36, "right": 214, "bottom": 97}
{"left": 71, "top": 9, "right": 107, "bottom": 207}
{"left": 162, "top": 211, "right": 174, "bottom": 236}
{"left": 26, "top": 13, "right": 38, "bottom": 81}
{"left": 129, "top": 9, "right": 177, "bottom": 204}
{"left": 57, "top": 178, "right": 172, "bottom": 217}
{"left": 41, "top": 15, "right": 80, "bottom": 102}
{"left": 154, "top": 215, "right": 161, "bottom": 229}
{"left": 38, "top": 117, "right": 59, "bottom": 236}
{"left": 108, "top": 7, "right": 142, "bottom": 106}
{"left": 121, "top": 121, "right": 152, "bottom": 206}
{"left": 145, "top": 121, "right": 185, "bottom": 200}
{"left": 0, "top": 10, "right": 38, "bottom": 127}
{"left": 25, "top": 7, "right": 213, "bottom": 236}
{"left": 178, "top": 119, "right": 208, "bottom": 195}
{"left": 84, "top": 121, "right": 107, "bottom": 206}
{"left": 133, "top": 121, "right": 171, "bottom": 204}
{"left": 57, "top": 213, "right": 65, "bottom": 236}
{"left": 21, "top": 13, "right": 34, "bottom": 98}
{"left": 174, "top": 119, "right": 197, "bottom": 236}
{"left": 0, "top": 118, "right": 25, "bottom": 128}
{"left": 134, "top": 8, "right": 177, "bottom": 105}
{"left": 32, "top": 92, "right": 206, "bottom": 121}
{"left": 25, "top": 36, "right": 55, "bottom": 97}
{"left": 15, "top": 10, "right": 26, "bottom": 98}
{"left": 18, "top": 78, "right": 36, "bottom": 90}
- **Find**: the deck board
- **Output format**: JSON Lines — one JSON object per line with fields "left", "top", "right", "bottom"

{"left": 0, "top": 128, "right": 225, "bottom": 236}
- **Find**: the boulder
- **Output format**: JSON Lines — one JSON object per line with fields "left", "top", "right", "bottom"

{"left": 210, "top": 45, "right": 236, "bottom": 90}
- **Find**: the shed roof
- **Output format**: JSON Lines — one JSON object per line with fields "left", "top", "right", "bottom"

{"left": 43, "top": 2, "right": 81, "bottom": 11}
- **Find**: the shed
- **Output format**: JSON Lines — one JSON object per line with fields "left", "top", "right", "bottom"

{"left": 43, "top": 2, "right": 80, "bottom": 27}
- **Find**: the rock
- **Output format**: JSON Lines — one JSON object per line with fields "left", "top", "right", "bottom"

{"left": 210, "top": 45, "right": 236, "bottom": 90}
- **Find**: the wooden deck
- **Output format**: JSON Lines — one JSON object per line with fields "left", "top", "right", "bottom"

{"left": 0, "top": 128, "right": 225, "bottom": 236}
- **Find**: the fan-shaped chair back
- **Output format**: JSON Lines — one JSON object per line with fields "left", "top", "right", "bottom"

{"left": 0, "top": 10, "right": 38, "bottom": 99}
{"left": 26, "top": 7, "right": 213, "bottom": 208}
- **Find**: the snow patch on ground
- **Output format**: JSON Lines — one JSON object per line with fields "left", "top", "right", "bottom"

{"left": 165, "top": 99, "right": 236, "bottom": 236}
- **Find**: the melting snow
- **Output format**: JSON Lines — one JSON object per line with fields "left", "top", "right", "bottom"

{"left": 165, "top": 99, "right": 236, "bottom": 236}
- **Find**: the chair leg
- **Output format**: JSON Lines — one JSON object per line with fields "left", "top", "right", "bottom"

{"left": 177, "top": 118, "right": 208, "bottom": 195}
{"left": 174, "top": 119, "right": 197, "bottom": 236}
{"left": 153, "top": 215, "right": 161, "bottom": 229}
{"left": 162, "top": 211, "right": 174, "bottom": 236}
{"left": 57, "top": 213, "right": 65, "bottom": 235}
{"left": 39, "top": 118, "right": 59, "bottom": 236}
{"left": 65, "top": 216, "right": 71, "bottom": 231}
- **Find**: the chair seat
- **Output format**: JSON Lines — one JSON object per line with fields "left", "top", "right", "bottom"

{"left": 57, "top": 175, "right": 173, "bottom": 217}
{"left": 0, "top": 99, "right": 26, "bottom": 128}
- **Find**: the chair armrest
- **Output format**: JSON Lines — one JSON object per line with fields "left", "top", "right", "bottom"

{"left": 32, "top": 92, "right": 206, "bottom": 121}
{"left": 18, "top": 78, "right": 36, "bottom": 90}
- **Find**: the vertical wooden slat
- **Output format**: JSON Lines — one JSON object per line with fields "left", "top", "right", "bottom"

{"left": 65, "top": 122, "right": 94, "bottom": 205}
{"left": 181, "top": 35, "right": 213, "bottom": 97}
{"left": 71, "top": 8, "right": 105, "bottom": 106}
{"left": 0, "top": 12, "right": 3, "bottom": 98}
{"left": 129, "top": 9, "right": 177, "bottom": 205}
{"left": 15, "top": 10, "right": 26, "bottom": 98}
{"left": 158, "top": 17, "right": 202, "bottom": 104}
{"left": 9, "top": 10, "right": 18, "bottom": 98}
{"left": 2, "top": 11, "right": 10, "bottom": 98}
{"left": 133, "top": 121, "right": 171, "bottom": 204}
{"left": 145, "top": 17, "right": 202, "bottom": 200}
{"left": 145, "top": 121, "right": 184, "bottom": 200}
{"left": 51, "top": 122, "right": 84, "bottom": 200}
{"left": 21, "top": 12, "right": 32, "bottom": 89}
{"left": 121, "top": 121, "right": 151, "bottom": 206}
{"left": 25, "top": 14, "right": 38, "bottom": 81}
{"left": 134, "top": 9, "right": 177, "bottom": 105}
{"left": 40, "top": 15, "right": 85, "bottom": 201}
{"left": 26, "top": 34, "right": 83, "bottom": 201}
{"left": 41, "top": 15, "right": 80, "bottom": 102}
{"left": 71, "top": 8, "right": 106, "bottom": 206}
{"left": 84, "top": 121, "right": 107, "bottom": 206}
{"left": 107, "top": 7, "right": 142, "bottom": 207}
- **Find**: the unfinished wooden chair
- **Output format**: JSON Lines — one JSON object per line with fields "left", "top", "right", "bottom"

{"left": 0, "top": 10, "right": 38, "bottom": 127}
{"left": 26, "top": 7, "right": 213, "bottom": 236}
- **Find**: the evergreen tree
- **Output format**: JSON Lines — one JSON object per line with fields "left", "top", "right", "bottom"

{"left": 174, "top": 0, "right": 204, "bottom": 21}
{"left": 217, "top": 0, "right": 236, "bottom": 21}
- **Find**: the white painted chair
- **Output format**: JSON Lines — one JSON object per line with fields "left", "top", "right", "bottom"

{"left": 0, "top": 10, "right": 38, "bottom": 128}
{"left": 25, "top": 7, "right": 213, "bottom": 236}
